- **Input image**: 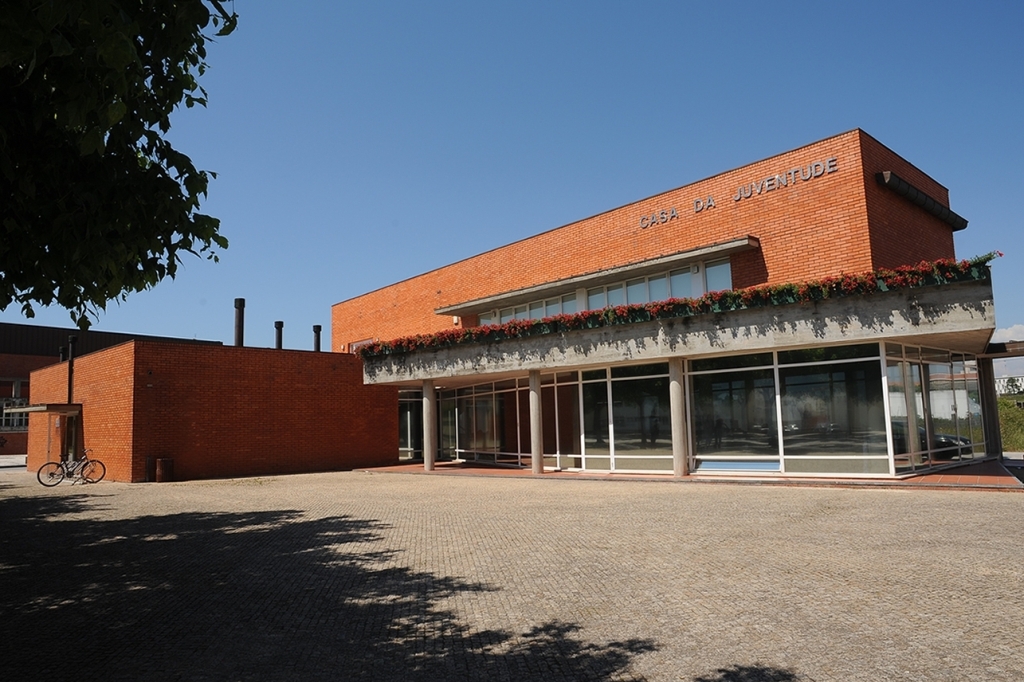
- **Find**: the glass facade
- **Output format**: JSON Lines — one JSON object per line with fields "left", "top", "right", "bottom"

{"left": 407, "top": 342, "right": 986, "bottom": 477}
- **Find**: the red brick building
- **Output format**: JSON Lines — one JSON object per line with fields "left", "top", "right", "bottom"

{"left": 25, "top": 341, "right": 398, "bottom": 482}
{"left": 333, "top": 130, "right": 959, "bottom": 349}
{"left": 336, "top": 130, "right": 1002, "bottom": 478}
{"left": 1, "top": 322, "right": 220, "bottom": 456}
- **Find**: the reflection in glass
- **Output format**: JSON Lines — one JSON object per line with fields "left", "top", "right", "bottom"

{"left": 926, "top": 361, "right": 960, "bottom": 460}
{"left": 705, "top": 259, "right": 732, "bottom": 292}
{"left": 582, "top": 382, "right": 610, "bottom": 457}
{"left": 887, "top": 361, "right": 913, "bottom": 473}
{"left": 691, "top": 369, "right": 777, "bottom": 465}
{"left": 626, "top": 278, "right": 647, "bottom": 304}
{"left": 964, "top": 360, "right": 985, "bottom": 449}
{"left": 611, "top": 377, "right": 671, "bottom": 463}
{"left": 779, "top": 360, "right": 886, "bottom": 462}
{"left": 670, "top": 268, "right": 691, "bottom": 299}
{"left": 648, "top": 275, "right": 668, "bottom": 302}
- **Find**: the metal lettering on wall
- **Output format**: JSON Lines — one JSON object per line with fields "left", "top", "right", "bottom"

{"left": 637, "top": 155, "right": 840, "bottom": 228}
{"left": 639, "top": 208, "right": 679, "bottom": 229}
{"left": 732, "top": 156, "right": 838, "bottom": 202}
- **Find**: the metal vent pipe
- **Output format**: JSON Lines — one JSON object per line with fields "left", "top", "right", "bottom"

{"left": 234, "top": 298, "right": 245, "bottom": 347}
{"left": 313, "top": 325, "right": 322, "bottom": 352}
{"left": 275, "top": 321, "right": 284, "bottom": 350}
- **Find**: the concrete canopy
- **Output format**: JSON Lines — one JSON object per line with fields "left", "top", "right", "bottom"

{"left": 363, "top": 279, "right": 995, "bottom": 387}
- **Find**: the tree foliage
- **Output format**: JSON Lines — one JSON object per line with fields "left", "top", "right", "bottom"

{"left": 0, "top": 0, "right": 237, "bottom": 327}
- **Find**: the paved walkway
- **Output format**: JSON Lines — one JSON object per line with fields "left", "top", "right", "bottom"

{"left": 2, "top": 467, "right": 1022, "bottom": 681}
{"left": 363, "top": 458, "right": 1024, "bottom": 491}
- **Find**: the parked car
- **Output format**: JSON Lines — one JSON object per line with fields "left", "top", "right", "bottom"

{"left": 891, "top": 421, "right": 972, "bottom": 458}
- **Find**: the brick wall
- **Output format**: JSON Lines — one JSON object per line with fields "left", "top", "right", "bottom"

{"left": 28, "top": 341, "right": 398, "bottom": 482}
{"left": 28, "top": 342, "right": 137, "bottom": 479}
{"left": 332, "top": 129, "right": 960, "bottom": 350}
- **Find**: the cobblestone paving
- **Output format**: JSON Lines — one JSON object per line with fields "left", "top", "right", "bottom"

{"left": 1, "top": 469, "right": 1022, "bottom": 681}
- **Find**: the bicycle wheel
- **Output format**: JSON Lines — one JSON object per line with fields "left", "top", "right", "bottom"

{"left": 81, "top": 459, "right": 106, "bottom": 484}
{"left": 37, "top": 462, "right": 64, "bottom": 487}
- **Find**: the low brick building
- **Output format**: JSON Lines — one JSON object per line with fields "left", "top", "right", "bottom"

{"left": 1, "top": 322, "right": 220, "bottom": 456}
{"left": 26, "top": 341, "right": 398, "bottom": 482}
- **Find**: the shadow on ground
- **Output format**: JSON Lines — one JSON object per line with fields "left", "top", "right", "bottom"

{"left": 0, "top": 490, "right": 655, "bottom": 681}
{"left": 693, "top": 664, "right": 802, "bottom": 681}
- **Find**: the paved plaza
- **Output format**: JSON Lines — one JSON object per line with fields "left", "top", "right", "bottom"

{"left": 1, "top": 466, "right": 1022, "bottom": 681}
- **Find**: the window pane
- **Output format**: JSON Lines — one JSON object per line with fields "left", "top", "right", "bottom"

{"left": 952, "top": 357, "right": 976, "bottom": 460}
{"left": 705, "top": 259, "right": 732, "bottom": 292}
{"left": 611, "top": 363, "right": 669, "bottom": 379}
{"left": 670, "top": 269, "right": 692, "bottom": 299}
{"left": 626, "top": 278, "right": 647, "bottom": 304}
{"left": 691, "top": 353, "right": 774, "bottom": 372}
{"left": 887, "top": 361, "right": 913, "bottom": 473}
{"left": 479, "top": 312, "right": 495, "bottom": 325}
{"left": 587, "top": 288, "right": 606, "bottom": 310}
{"left": 545, "top": 298, "right": 560, "bottom": 316}
{"left": 607, "top": 284, "right": 625, "bottom": 306}
{"left": 529, "top": 301, "right": 544, "bottom": 319}
{"left": 648, "top": 275, "right": 668, "bottom": 302}
{"left": 500, "top": 308, "right": 514, "bottom": 324}
{"left": 514, "top": 305, "right": 528, "bottom": 320}
{"left": 778, "top": 344, "right": 880, "bottom": 365}
{"left": 611, "top": 376, "right": 671, "bottom": 459}
{"left": 582, "top": 382, "right": 610, "bottom": 456}
{"left": 779, "top": 360, "right": 886, "bottom": 461}
{"left": 926, "top": 361, "right": 965, "bottom": 461}
{"left": 691, "top": 369, "right": 778, "bottom": 462}
{"left": 561, "top": 294, "right": 578, "bottom": 314}
{"left": 964, "top": 360, "right": 985, "bottom": 447}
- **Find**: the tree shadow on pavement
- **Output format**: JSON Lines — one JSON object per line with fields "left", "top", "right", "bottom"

{"left": 694, "top": 664, "right": 803, "bottom": 681}
{"left": 0, "top": 492, "right": 656, "bottom": 681}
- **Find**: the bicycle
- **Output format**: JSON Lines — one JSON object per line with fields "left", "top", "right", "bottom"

{"left": 37, "top": 449, "right": 106, "bottom": 487}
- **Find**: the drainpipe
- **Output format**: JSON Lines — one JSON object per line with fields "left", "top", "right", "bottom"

{"left": 66, "top": 335, "right": 78, "bottom": 462}
{"left": 66, "top": 335, "right": 77, "bottom": 404}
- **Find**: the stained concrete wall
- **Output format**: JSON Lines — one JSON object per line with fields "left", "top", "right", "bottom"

{"left": 364, "top": 280, "right": 995, "bottom": 385}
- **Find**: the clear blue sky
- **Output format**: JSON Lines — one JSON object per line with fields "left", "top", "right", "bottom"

{"left": 4, "top": 1, "right": 1023, "bottom": 370}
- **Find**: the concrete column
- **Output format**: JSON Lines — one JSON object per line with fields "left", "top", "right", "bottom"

{"left": 977, "top": 357, "right": 1003, "bottom": 457}
{"left": 669, "top": 357, "right": 688, "bottom": 477}
{"left": 422, "top": 379, "right": 437, "bottom": 472}
{"left": 529, "top": 370, "right": 543, "bottom": 474}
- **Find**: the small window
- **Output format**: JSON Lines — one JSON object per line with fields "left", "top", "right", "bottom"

{"left": 648, "top": 275, "right": 668, "bottom": 302}
{"left": 561, "top": 294, "right": 578, "bottom": 314}
{"left": 479, "top": 312, "right": 495, "bottom": 326}
{"left": 529, "top": 301, "right": 544, "bottom": 319}
{"left": 705, "top": 259, "right": 732, "bottom": 292}
{"left": 607, "top": 284, "right": 625, "bottom": 306}
{"left": 626, "top": 278, "right": 647, "bottom": 304}
{"left": 545, "top": 298, "right": 561, "bottom": 317}
{"left": 669, "top": 269, "right": 692, "bottom": 299}
{"left": 587, "top": 287, "right": 606, "bottom": 310}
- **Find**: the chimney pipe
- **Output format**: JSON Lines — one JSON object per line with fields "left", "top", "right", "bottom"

{"left": 59, "top": 346, "right": 67, "bottom": 362}
{"left": 234, "top": 298, "right": 245, "bottom": 347}
{"left": 67, "top": 335, "right": 78, "bottom": 404}
{"left": 275, "top": 321, "right": 284, "bottom": 350}
{"left": 313, "top": 325, "right": 322, "bottom": 352}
